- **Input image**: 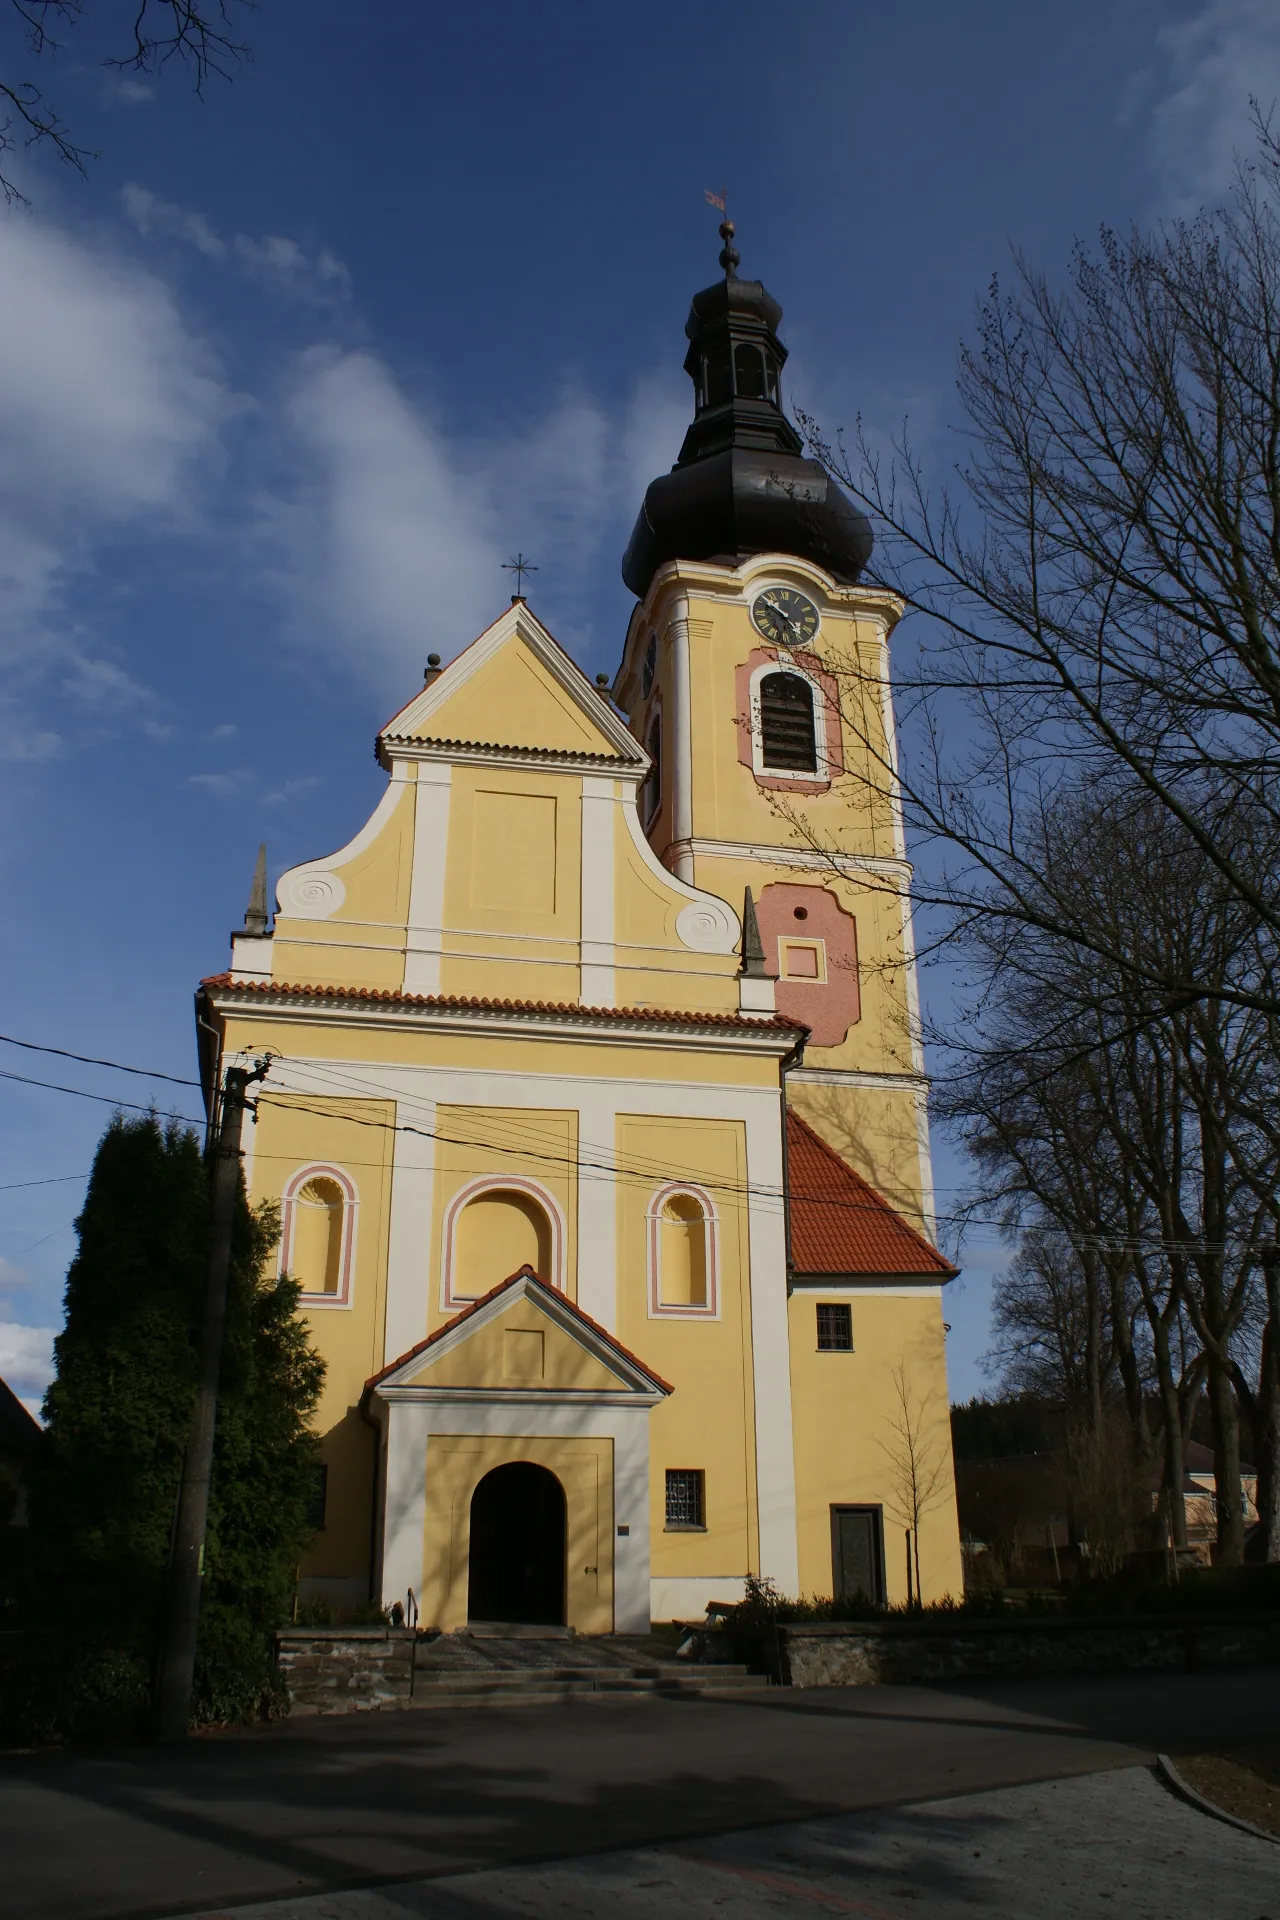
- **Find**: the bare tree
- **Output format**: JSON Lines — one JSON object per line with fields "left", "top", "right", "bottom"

{"left": 793, "top": 110, "right": 1280, "bottom": 1025}
{"left": 938, "top": 782, "right": 1280, "bottom": 1562}
{"left": 2, "top": 1, "right": 252, "bottom": 204}
{"left": 879, "top": 1359, "right": 953, "bottom": 1602}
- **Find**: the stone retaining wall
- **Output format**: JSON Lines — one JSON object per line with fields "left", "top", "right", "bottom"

{"left": 275, "top": 1628, "right": 418, "bottom": 1714}
{"left": 779, "top": 1612, "right": 1280, "bottom": 1688}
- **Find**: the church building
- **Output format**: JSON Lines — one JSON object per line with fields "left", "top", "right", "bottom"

{"left": 198, "top": 226, "right": 963, "bottom": 1629}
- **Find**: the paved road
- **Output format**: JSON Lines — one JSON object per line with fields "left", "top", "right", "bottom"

{"left": 3, "top": 1670, "right": 1279, "bottom": 1920}
{"left": 171, "top": 1766, "right": 1280, "bottom": 1920}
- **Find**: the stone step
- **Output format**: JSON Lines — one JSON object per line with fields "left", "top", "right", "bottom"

{"left": 408, "top": 1670, "right": 763, "bottom": 1706}
{"left": 412, "top": 1651, "right": 752, "bottom": 1681}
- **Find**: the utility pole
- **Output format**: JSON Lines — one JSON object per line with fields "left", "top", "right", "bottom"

{"left": 155, "top": 1059, "right": 267, "bottom": 1740}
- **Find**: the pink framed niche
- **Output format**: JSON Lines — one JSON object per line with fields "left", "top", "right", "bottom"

{"left": 734, "top": 646, "right": 844, "bottom": 794}
{"left": 755, "top": 882, "right": 860, "bottom": 1047}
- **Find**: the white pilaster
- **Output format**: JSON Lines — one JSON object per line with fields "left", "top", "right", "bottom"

{"left": 579, "top": 775, "right": 616, "bottom": 1007}
{"left": 383, "top": 1098, "right": 436, "bottom": 1365}
{"left": 379, "top": 1406, "right": 429, "bottom": 1610}
{"left": 669, "top": 596, "right": 695, "bottom": 884}
{"left": 574, "top": 1084, "right": 619, "bottom": 1332}
{"left": 744, "top": 1099, "right": 800, "bottom": 1593}
{"left": 404, "top": 762, "right": 452, "bottom": 996}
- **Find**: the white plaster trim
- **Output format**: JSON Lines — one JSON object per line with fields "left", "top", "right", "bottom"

{"left": 209, "top": 986, "right": 798, "bottom": 1056}
{"left": 742, "top": 1101, "right": 800, "bottom": 1592}
{"left": 617, "top": 800, "right": 740, "bottom": 957}
{"left": 379, "top": 601, "right": 645, "bottom": 765}
{"left": 275, "top": 761, "right": 411, "bottom": 922}
{"left": 669, "top": 597, "right": 695, "bottom": 883}
{"left": 646, "top": 1182, "right": 720, "bottom": 1320}
{"left": 580, "top": 773, "right": 616, "bottom": 1008}
{"left": 384, "top": 1095, "right": 436, "bottom": 1365}
{"left": 787, "top": 1280, "right": 945, "bottom": 1298}
{"left": 748, "top": 658, "right": 829, "bottom": 783}
{"left": 380, "top": 1270, "right": 667, "bottom": 1397}
{"left": 370, "top": 1396, "right": 655, "bottom": 1631}
{"left": 229, "top": 933, "right": 273, "bottom": 983}
{"left": 789, "top": 1065, "right": 930, "bottom": 1091}
{"left": 650, "top": 1574, "right": 748, "bottom": 1621}
{"left": 404, "top": 761, "right": 451, "bottom": 996}
{"left": 681, "top": 837, "right": 911, "bottom": 881}
{"left": 279, "top": 1161, "right": 358, "bottom": 1308}
{"left": 738, "top": 973, "right": 778, "bottom": 1017}
{"left": 439, "top": 1174, "right": 566, "bottom": 1311}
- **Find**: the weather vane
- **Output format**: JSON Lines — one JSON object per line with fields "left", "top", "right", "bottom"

{"left": 503, "top": 552, "right": 538, "bottom": 599}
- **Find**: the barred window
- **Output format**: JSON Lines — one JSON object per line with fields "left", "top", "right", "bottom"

{"left": 665, "top": 1468, "right": 706, "bottom": 1530}
{"left": 760, "top": 671, "right": 818, "bottom": 772}
{"left": 817, "top": 1303, "right": 853, "bottom": 1351}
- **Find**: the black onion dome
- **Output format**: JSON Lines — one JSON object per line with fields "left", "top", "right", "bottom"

{"left": 622, "top": 226, "right": 873, "bottom": 598}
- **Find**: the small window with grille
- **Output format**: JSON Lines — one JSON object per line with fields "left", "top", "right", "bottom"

{"left": 759, "top": 671, "right": 818, "bottom": 772}
{"left": 665, "top": 1468, "right": 706, "bottom": 1530}
{"left": 817, "top": 1303, "right": 853, "bottom": 1351}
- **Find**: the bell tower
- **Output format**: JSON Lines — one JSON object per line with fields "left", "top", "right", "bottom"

{"left": 613, "top": 229, "right": 936, "bottom": 1237}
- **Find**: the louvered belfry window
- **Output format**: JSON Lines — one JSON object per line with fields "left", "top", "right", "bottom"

{"left": 760, "top": 671, "right": 818, "bottom": 772}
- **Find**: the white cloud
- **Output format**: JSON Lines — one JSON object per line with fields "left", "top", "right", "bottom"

{"left": 0, "top": 214, "right": 228, "bottom": 675}
{"left": 1134, "top": 0, "right": 1280, "bottom": 203}
{"left": 265, "top": 347, "right": 506, "bottom": 686}
{"left": 260, "top": 347, "right": 690, "bottom": 693}
{"left": 122, "top": 184, "right": 351, "bottom": 304}
{"left": 189, "top": 769, "right": 252, "bottom": 795}
{"left": 0, "top": 1319, "right": 56, "bottom": 1406}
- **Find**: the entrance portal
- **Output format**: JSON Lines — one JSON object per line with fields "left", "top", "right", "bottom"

{"left": 467, "top": 1461, "right": 567, "bottom": 1626}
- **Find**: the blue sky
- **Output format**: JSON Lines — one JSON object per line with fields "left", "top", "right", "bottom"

{"left": 1, "top": 0, "right": 1276, "bottom": 1414}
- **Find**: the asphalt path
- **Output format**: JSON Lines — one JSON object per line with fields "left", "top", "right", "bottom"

{"left": 2, "top": 1669, "right": 1279, "bottom": 1920}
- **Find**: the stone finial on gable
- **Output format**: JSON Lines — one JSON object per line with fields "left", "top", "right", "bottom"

{"left": 738, "top": 887, "right": 777, "bottom": 1017}
{"left": 243, "top": 842, "right": 269, "bottom": 936}
{"left": 231, "top": 842, "right": 273, "bottom": 983}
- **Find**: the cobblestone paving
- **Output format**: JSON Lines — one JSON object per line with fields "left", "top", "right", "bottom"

{"left": 176, "top": 1765, "right": 1278, "bottom": 1920}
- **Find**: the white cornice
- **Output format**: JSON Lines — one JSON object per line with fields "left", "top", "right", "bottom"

{"left": 378, "top": 739, "right": 644, "bottom": 780}
{"left": 788, "top": 1065, "right": 930, "bottom": 1092}
{"left": 203, "top": 982, "right": 803, "bottom": 1057}
{"left": 375, "top": 1384, "right": 667, "bottom": 1407}
{"left": 681, "top": 837, "right": 912, "bottom": 882}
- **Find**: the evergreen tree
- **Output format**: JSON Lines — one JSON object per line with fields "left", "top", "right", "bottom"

{"left": 9, "top": 1113, "right": 324, "bottom": 1742}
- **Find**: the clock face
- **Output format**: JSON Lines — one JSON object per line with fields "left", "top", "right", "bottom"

{"left": 752, "top": 587, "right": 820, "bottom": 647}
{"left": 641, "top": 633, "right": 657, "bottom": 697}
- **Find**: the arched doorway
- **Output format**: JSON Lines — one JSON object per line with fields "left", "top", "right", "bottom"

{"left": 467, "top": 1461, "right": 566, "bottom": 1626}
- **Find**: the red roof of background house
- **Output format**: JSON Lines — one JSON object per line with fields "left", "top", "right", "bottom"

{"left": 786, "top": 1111, "right": 956, "bottom": 1279}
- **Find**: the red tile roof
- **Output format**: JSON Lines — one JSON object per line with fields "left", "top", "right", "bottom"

{"left": 201, "top": 974, "right": 805, "bottom": 1036}
{"left": 786, "top": 1111, "right": 956, "bottom": 1279}
{"left": 363, "top": 1266, "right": 673, "bottom": 1395}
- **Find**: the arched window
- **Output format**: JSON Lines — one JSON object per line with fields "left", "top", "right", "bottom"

{"left": 703, "top": 342, "right": 732, "bottom": 407}
{"left": 641, "top": 711, "right": 662, "bottom": 826}
{"left": 759, "top": 670, "right": 818, "bottom": 773}
{"left": 647, "top": 1184, "right": 718, "bottom": 1317}
{"left": 281, "top": 1164, "right": 358, "bottom": 1307}
{"left": 443, "top": 1177, "right": 564, "bottom": 1308}
{"left": 733, "top": 342, "right": 766, "bottom": 399}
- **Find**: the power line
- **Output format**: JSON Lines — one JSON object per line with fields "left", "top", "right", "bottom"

{"left": 0, "top": 1174, "right": 87, "bottom": 1192}
{"left": 0, "top": 1031, "right": 199, "bottom": 1088}
{"left": 0, "top": 1066, "right": 204, "bottom": 1125}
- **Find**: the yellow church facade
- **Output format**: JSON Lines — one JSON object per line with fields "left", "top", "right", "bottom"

{"left": 198, "top": 232, "right": 962, "bottom": 1631}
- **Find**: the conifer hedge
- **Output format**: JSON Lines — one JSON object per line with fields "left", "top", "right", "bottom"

{"left": 1, "top": 1114, "right": 325, "bottom": 1744}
